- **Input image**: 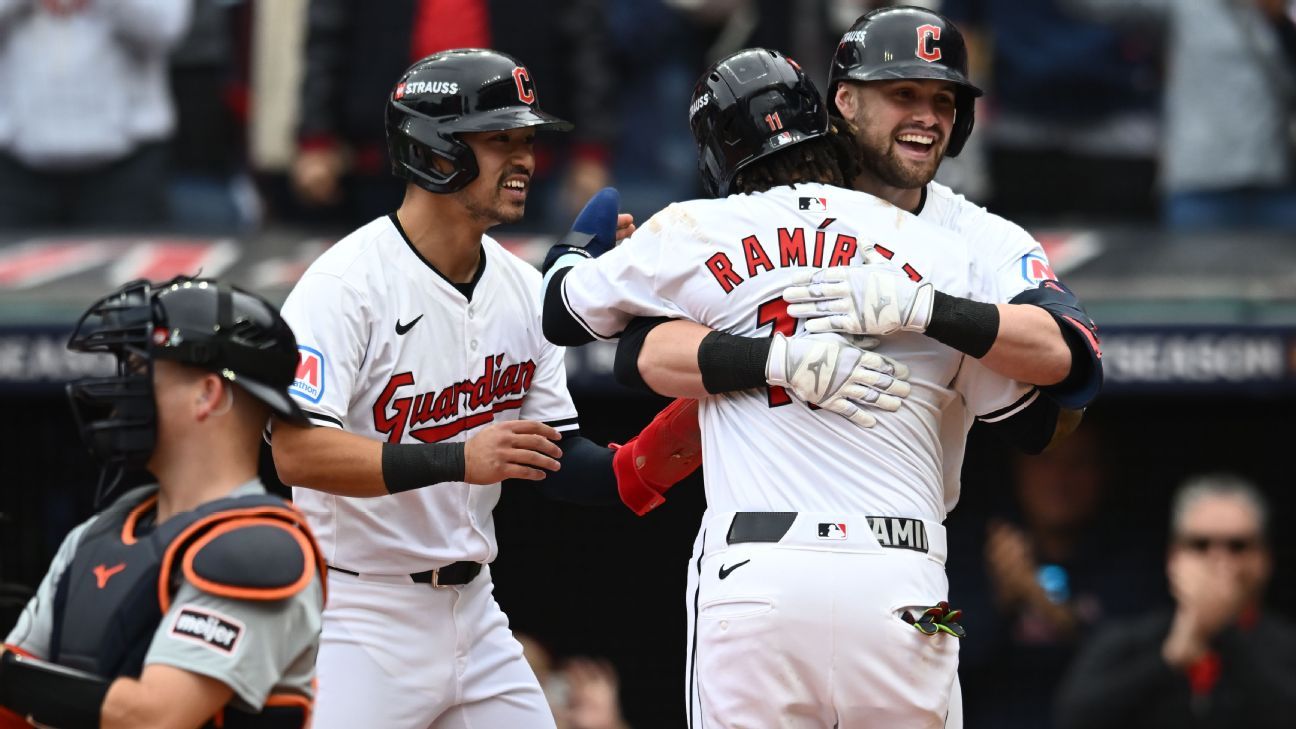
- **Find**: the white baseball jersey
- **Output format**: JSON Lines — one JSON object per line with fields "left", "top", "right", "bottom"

{"left": 919, "top": 180, "right": 1062, "bottom": 514}
{"left": 281, "top": 214, "right": 579, "bottom": 574}
{"left": 558, "top": 182, "right": 1045, "bottom": 521}
{"left": 919, "top": 180, "right": 1058, "bottom": 303}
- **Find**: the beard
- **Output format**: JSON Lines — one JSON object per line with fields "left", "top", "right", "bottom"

{"left": 461, "top": 168, "right": 528, "bottom": 226}
{"left": 851, "top": 104, "right": 946, "bottom": 189}
{"left": 856, "top": 131, "right": 943, "bottom": 189}
{"left": 463, "top": 192, "right": 524, "bottom": 226}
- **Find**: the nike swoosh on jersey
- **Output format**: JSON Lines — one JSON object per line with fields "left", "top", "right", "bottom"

{"left": 718, "top": 559, "right": 751, "bottom": 580}
{"left": 395, "top": 315, "right": 424, "bottom": 335}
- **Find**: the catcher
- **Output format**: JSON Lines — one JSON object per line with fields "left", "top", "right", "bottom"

{"left": 1, "top": 277, "right": 326, "bottom": 729}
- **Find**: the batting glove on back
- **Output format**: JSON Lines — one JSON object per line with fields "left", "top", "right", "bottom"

{"left": 765, "top": 332, "right": 911, "bottom": 428}
{"left": 783, "top": 251, "right": 935, "bottom": 336}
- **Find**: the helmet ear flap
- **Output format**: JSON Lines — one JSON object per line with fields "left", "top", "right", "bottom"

{"left": 698, "top": 143, "right": 724, "bottom": 197}
{"left": 396, "top": 129, "right": 479, "bottom": 193}
{"left": 945, "top": 94, "right": 975, "bottom": 157}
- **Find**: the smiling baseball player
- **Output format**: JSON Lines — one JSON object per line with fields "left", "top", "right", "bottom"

{"left": 540, "top": 48, "right": 1088, "bottom": 728}
{"left": 270, "top": 49, "right": 699, "bottom": 729}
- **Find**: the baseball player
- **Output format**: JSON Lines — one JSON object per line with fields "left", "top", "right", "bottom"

{"left": 269, "top": 49, "right": 700, "bottom": 729}
{"left": 596, "top": 5, "right": 1101, "bottom": 410}
{"left": 543, "top": 46, "right": 1102, "bottom": 728}
{"left": 0, "top": 276, "right": 325, "bottom": 729}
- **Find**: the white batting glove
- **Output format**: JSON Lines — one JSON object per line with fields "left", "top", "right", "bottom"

{"left": 765, "top": 332, "right": 911, "bottom": 428}
{"left": 783, "top": 254, "right": 935, "bottom": 336}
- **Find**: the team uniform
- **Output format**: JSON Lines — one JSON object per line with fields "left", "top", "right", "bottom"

{"left": 555, "top": 182, "right": 1055, "bottom": 727}
{"left": 916, "top": 179, "right": 1067, "bottom": 495}
{"left": 280, "top": 213, "right": 578, "bottom": 729}
{"left": 4, "top": 481, "right": 324, "bottom": 726}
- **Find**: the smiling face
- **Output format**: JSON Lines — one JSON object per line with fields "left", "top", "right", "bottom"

{"left": 453, "top": 127, "right": 537, "bottom": 226}
{"left": 834, "top": 79, "right": 957, "bottom": 190}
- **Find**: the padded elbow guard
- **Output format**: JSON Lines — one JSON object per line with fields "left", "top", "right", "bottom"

{"left": 1010, "top": 280, "right": 1103, "bottom": 409}
{"left": 611, "top": 398, "right": 703, "bottom": 515}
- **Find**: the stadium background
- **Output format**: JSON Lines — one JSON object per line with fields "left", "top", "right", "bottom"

{"left": 2, "top": 1, "right": 1294, "bottom": 727}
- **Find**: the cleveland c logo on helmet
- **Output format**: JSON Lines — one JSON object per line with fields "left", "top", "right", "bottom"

{"left": 916, "top": 25, "right": 942, "bottom": 62}
{"left": 828, "top": 6, "right": 983, "bottom": 157}
{"left": 512, "top": 67, "right": 536, "bottom": 104}
{"left": 385, "top": 49, "right": 572, "bottom": 195}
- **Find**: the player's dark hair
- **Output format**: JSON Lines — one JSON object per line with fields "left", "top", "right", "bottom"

{"left": 732, "top": 119, "right": 862, "bottom": 195}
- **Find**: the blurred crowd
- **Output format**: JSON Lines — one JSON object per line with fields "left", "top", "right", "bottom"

{"left": 0, "top": 0, "right": 1291, "bottom": 237}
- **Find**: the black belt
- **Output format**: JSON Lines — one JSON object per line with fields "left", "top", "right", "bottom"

{"left": 327, "top": 560, "right": 482, "bottom": 587}
{"left": 726, "top": 512, "right": 797, "bottom": 544}
{"left": 726, "top": 512, "right": 929, "bottom": 553}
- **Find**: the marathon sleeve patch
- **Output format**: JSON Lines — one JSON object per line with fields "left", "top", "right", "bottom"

{"left": 168, "top": 605, "right": 244, "bottom": 656}
{"left": 1018, "top": 253, "right": 1057, "bottom": 287}
{"left": 290, "top": 345, "right": 325, "bottom": 403}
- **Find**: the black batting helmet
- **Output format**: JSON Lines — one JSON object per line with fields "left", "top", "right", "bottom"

{"left": 690, "top": 48, "right": 828, "bottom": 198}
{"left": 67, "top": 277, "right": 307, "bottom": 471}
{"left": 386, "top": 49, "right": 573, "bottom": 194}
{"left": 829, "top": 6, "right": 983, "bottom": 157}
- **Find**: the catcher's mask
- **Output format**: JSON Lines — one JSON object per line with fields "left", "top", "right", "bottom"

{"left": 66, "top": 276, "right": 307, "bottom": 505}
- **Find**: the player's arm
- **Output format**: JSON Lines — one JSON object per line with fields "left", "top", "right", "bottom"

{"left": 102, "top": 665, "right": 233, "bottom": 729}
{"left": 0, "top": 652, "right": 229, "bottom": 729}
{"left": 521, "top": 305, "right": 698, "bottom": 516}
{"left": 525, "top": 408, "right": 702, "bottom": 516}
{"left": 541, "top": 188, "right": 635, "bottom": 346}
{"left": 614, "top": 317, "right": 911, "bottom": 429}
{"left": 980, "top": 390, "right": 1085, "bottom": 455}
{"left": 783, "top": 264, "right": 1101, "bottom": 409}
{"left": 272, "top": 418, "right": 563, "bottom": 496}
{"left": 543, "top": 200, "right": 686, "bottom": 348}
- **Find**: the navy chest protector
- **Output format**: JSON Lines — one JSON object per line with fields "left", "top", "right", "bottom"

{"left": 48, "top": 489, "right": 325, "bottom": 728}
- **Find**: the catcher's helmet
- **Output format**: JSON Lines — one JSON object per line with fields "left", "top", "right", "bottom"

{"left": 829, "top": 6, "right": 983, "bottom": 157}
{"left": 66, "top": 277, "right": 307, "bottom": 472}
{"left": 386, "top": 49, "right": 573, "bottom": 194}
{"left": 690, "top": 48, "right": 828, "bottom": 198}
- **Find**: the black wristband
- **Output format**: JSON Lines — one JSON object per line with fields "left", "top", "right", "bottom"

{"left": 926, "top": 291, "right": 1000, "bottom": 358}
{"left": 382, "top": 442, "right": 466, "bottom": 493}
{"left": 697, "top": 330, "right": 772, "bottom": 394}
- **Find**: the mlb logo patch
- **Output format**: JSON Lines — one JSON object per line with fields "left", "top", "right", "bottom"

{"left": 773, "top": 131, "right": 794, "bottom": 146}
{"left": 1020, "top": 253, "right": 1057, "bottom": 287}
{"left": 799, "top": 197, "right": 828, "bottom": 212}
{"left": 291, "top": 345, "right": 325, "bottom": 403}
{"left": 818, "top": 522, "right": 848, "bottom": 540}
{"left": 394, "top": 83, "right": 406, "bottom": 99}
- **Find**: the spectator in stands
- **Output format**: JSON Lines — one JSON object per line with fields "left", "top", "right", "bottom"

{"left": 518, "top": 634, "right": 634, "bottom": 729}
{"left": 1054, "top": 473, "right": 1296, "bottom": 729}
{"left": 952, "top": 425, "right": 1162, "bottom": 729}
{"left": 290, "top": 0, "right": 615, "bottom": 230}
{"left": 605, "top": 0, "right": 707, "bottom": 220}
{"left": 939, "top": 0, "right": 1163, "bottom": 224}
{"left": 0, "top": 0, "right": 192, "bottom": 230}
{"left": 1064, "top": 0, "right": 1296, "bottom": 231}
{"left": 168, "top": 0, "right": 259, "bottom": 233}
